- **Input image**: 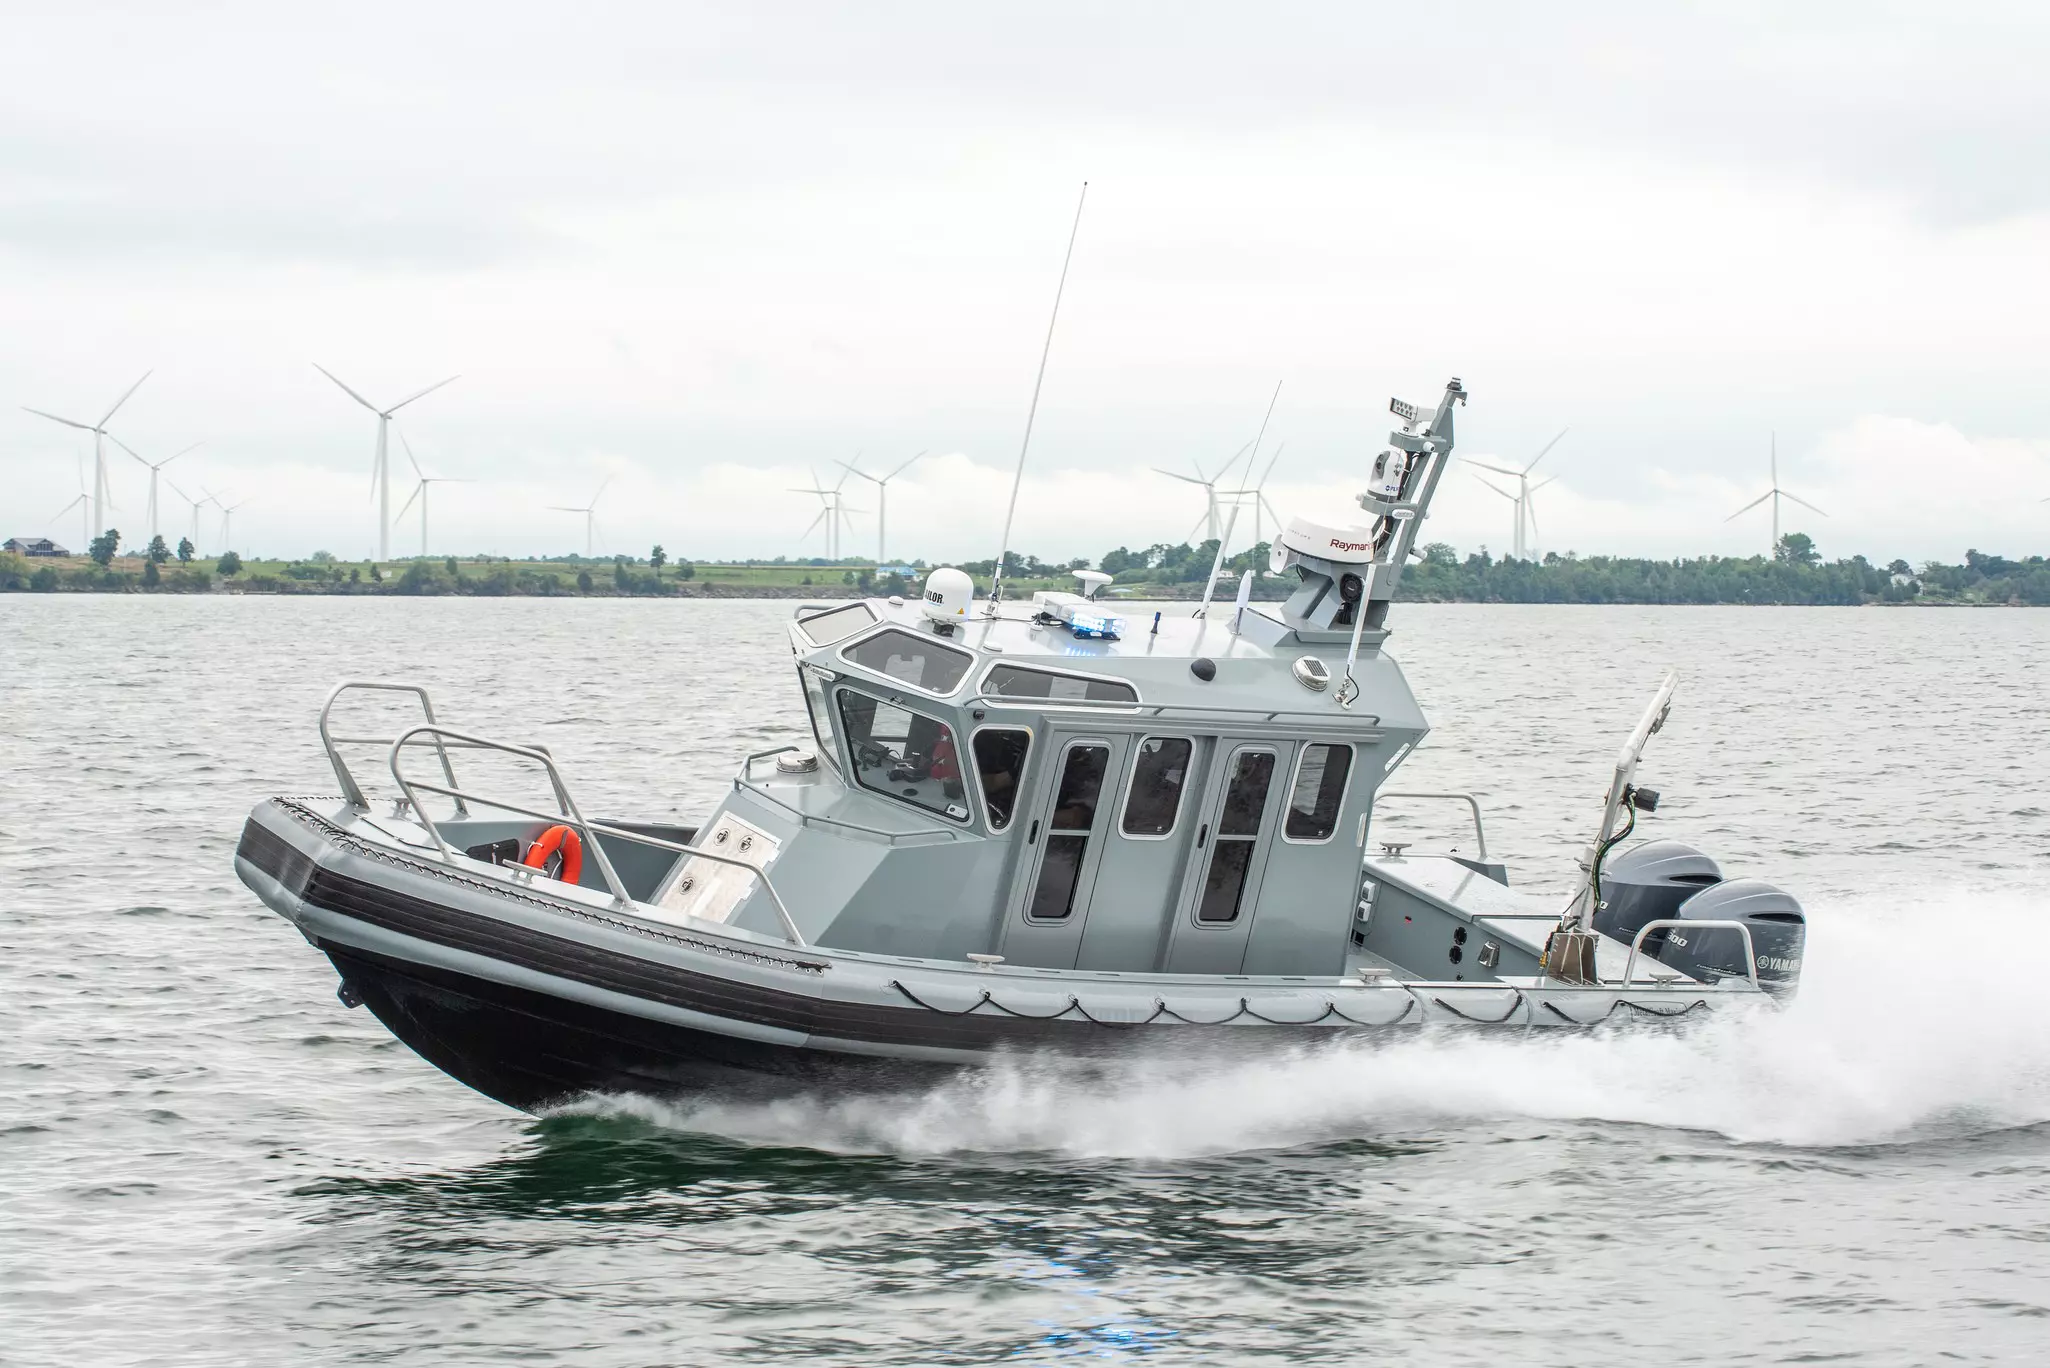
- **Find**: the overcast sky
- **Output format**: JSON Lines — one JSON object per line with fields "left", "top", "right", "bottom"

{"left": 6, "top": 1, "right": 2049, "bottom": 565}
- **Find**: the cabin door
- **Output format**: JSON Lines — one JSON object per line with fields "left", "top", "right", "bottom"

{"left": 996, "top": 731, "right": 1132, "bottom": 970}
{"left": 1161, "top": 743, "right": 1285, "bottom": 975}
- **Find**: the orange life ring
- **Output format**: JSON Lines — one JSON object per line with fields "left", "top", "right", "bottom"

{"left": 522, "top": 824, "right": 584, "bottom": 884}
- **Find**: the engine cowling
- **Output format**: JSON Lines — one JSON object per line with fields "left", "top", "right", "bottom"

{"left": 1592, "top": 839, "right": 1724, "bottom": 948}
{"left": 1658, "top": 879, "right": 1807, "bottom": 1000}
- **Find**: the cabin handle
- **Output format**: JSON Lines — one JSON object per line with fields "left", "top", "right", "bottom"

{"left": 1027, "top": 819, "right": 1039, "bottom": 844}
{"left": 1197, "top": 822, "right": 1209, "bottom": 848}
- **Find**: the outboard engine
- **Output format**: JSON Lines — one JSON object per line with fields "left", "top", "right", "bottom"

{"left": 1592, "top": 840, "right": 1723, "bottom": 948}
{"left": 1657, "top": 879, "right": 1807, "bottom": 1000}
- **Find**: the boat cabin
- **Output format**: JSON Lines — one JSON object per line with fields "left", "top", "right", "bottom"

{"left": 655, "top": 381, "right": 1473, "bottom": 977}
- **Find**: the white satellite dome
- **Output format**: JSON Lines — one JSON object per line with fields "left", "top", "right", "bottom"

{"left": 921, "top": 567, "right": 975, "bottom": 626}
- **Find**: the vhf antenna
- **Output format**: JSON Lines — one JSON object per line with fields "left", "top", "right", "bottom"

{"left": 987, "top": 181, "right": 1088, "bottom": 616}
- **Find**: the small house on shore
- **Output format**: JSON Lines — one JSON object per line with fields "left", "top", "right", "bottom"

{"left": 4, "top": 537, "right": 67, "bottom": 557}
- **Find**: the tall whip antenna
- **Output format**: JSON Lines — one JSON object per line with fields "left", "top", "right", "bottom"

{"left": 987, "top": 181, "right": 1089, "bottom": 615}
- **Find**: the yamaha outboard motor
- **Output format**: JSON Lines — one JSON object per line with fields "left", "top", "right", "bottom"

{"left": 1658, "top": 879, "right": 1806, "bottom": 1000}
{"left": 1591, "top": 840, "right": 1723, "bottom": 949}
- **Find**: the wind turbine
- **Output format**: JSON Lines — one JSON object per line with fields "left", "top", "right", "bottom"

{"left": 549, "top": 478, "right": 611, "bottom": 557}
{"left": 313, "top": 364, "right": 459, "bottom": 561}
{"left": 1154, "top": 442, "right": 1254, "bottom": 543}
{"left": 207, "top": 490, "right": 249, "bottom": 550}
{"left": 1725, "top": 432, "right": 1825, "bottom": 553}
{"left": 837, "top": 451, "right": 925, "bottom": 565}
{"left": 22, "top": 371, "right": 149, "bottom": 541}
{"left": 1217, "top": 444, "right": 1288, "bottom": 551}
{"left": 790, "top": 467, "right": 863, "bottom": 560}
{"left": 111, "top": 437, "right": 201, "bottom": 547}
{"left": 50, "top": 457, "right": 90, "bottom": 553}
{"left": 1465, "top": 427, "right": 1568, "bottom": 560}
{"left": 392, "top": 429, "right": 470, "bottom": 557}
{"left": 165, "top": 477, "right": 210, "bottom": 554}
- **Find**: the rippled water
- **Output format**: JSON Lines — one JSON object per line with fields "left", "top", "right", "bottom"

{"left": 5, "top": 598, "right": 2049, "bottom": 1365}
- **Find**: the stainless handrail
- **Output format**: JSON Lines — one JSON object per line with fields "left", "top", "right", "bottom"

{"left": 319, "top": 679, "right": 467, "bottom": 815}
{"left": 1375, "top": 791, "right": 1489, "bottom": 860}
{"left": 1620, "top": 919, "right": 1760, "bottom": 992}
{"left": 963, "top": 692, "right": 1383, "bottom": 727}
{"left": 387, "top": 724, "right": 807, "bottom": 946}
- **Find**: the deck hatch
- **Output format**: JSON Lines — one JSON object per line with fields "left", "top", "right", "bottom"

{"left": 795, "top": 601, "right": 877, "bottom": 646}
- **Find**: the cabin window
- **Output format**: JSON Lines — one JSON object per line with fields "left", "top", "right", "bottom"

{"left": 1284, "top": 743, "right": 1353, "bottom": 842}
{"left": 1120, "top": 736, "right": 1192, "bottom": 837}
{"left": 1197, "top": 749, "right": 1275, "bottom": 923}
{"left": 796, "top": 601, "right": 877, "bottom": 647}
{"left": 971, "top": 728, "right": 1032, "bottom": 830}
{"left": 798, "top": 666, "right": 842, "bottom": 773}
{"left": 1027, "top": 743, "right": 1109, "bottom": 920}
{"left": 983, "top": 663, "right": 1138, "bottom": 706}
{"left": 841, "top": 628, "right": 974, "bottom": 696}
{"left": 834, "top": 688, "right": 969, "bottom": 822}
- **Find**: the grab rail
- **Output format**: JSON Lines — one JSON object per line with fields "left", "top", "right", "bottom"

{"left": 963, "top": 691, "right": 1382, "bottom": 728}
{"left": 1374, "top": 791, "right": 1489, "bottom": 860}
{"left": 1620, "top": 919, "right": 1760, "bottom": 992}
{"left": 320, "top": 679, "right": 467, "bottom": 815}
{"left": 387, "top": 723, "right": 808, "bottom": 946}
{"left": 735, "top": 745, "right": 964, "bottom": 844}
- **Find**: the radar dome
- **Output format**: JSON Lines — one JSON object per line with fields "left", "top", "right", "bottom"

{"left": 922, "top": 567, "right": 975, "bottom": 626}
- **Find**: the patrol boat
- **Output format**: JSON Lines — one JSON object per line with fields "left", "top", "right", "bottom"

{"left": 234, "top": 377, "right": 1807, "bottom": 1111}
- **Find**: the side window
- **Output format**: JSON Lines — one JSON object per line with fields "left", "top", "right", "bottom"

{"left": 1120, "top": 737, "right": 1192, "bottom": 837}
{"left": 984, "top": 664, "right": 1138, "bottom": 705}
{"left": 1284, "top": 743, "right": 1353, "bottom": 842}
{"left": 1197, "top": 750, "right": 1276, "bottom": 923}
{"left": 799, "top": 667, "right": 841, "bottom": 772}
{"left": 841, "top": 628, "right": 973, "bottom": 695}
{"left": 971, "top": 728, "right": 1032, "bottom": 830}
{"left": 834, "top": 688, "right": 968, "bottom": 821}
{"left": 1027, "top": 743, "right": 1109, "bottom": 920}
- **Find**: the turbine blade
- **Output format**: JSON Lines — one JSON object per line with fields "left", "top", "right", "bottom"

{"left": 387, "top": 374, "right": 460, "bottom": 414}
{"left": 835, "top": 459, "right": 877, "bottom": 484}
{"left": 1255, "top": 444, "right": 1285, "bottom": 490}
{"left": 885, "top": 450, "right": 927, "bottom": 481}
{"left": 804, "top": 508, "right": 828, "bottom": 536}
{"left": 396, "top": 483, "right": 423, "bottom": 519}
{"left": 546, "top": 506, "right": 586, "bottom": 513}
{"left": 1725, "top": 491, "right": 1773, "bottom": 521}
{"left": 1464, "top": 459, "right": 1520, "bottom": 477}
{"left": 312, "top": 363, "right": 379, "bottom": 412}
{"left": 164, "top": 441, "right": 202, "bottom": 467}
{"left": 110, "top": 434, "right": 148, "bottom": 466}
{"left": 1153, "top": 469, "right": 1209, "bottom": 486}
{"left": 22, "top": 406, "right": 94, "bottom": 431}
{"left": 1529, "top": 474, "right": 1559, "bottom": 493}
{"left": 397, "top": 426, "right": 424, "bottom": 480}
{"left": 98, "top": 370, "right": 151, "bottom": 427}
{"left": 1780, "top": 491, "right": 1828, "bottom": 517}
{"left": 1473, "top": 474, "right": 1517, "bottom": 501}
{"left": 590, "top": 476, "right": 612, "bottom": 506}
{"left": 1523, "top": 427, "right": 1569, "bottom": 475}
{"left": 1524, "top": 496, "right": 1541, "bottom": 539}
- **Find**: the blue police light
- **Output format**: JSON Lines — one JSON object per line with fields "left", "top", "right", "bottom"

{"left": 1066, "top": 610, "right": 1124, "bottom": 640}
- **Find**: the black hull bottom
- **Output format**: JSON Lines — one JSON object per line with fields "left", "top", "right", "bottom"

{"left": 324, "top": 945, "right": 956, "bottom": 1113}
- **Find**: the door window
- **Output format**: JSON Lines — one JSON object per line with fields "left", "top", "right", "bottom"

{"left": 1120, "top": 736, "right": 1193, "bottom": 837}
{"left": 971, "top": 728, "right": 1031, "bottom": 830}
{"left": 1284, "top": 743, "right": 1353, "bottom": 842}
{"left": 1197, "top": 750, "right": 1275, "bottom": 923}
{"left": 1027, "top": 743, "right": 1109, "bottom": 921}
{"left": 834, "top": 688, "right": 968, "bottom": 821}
{"left": 798, "top": 667, "right": 841, "bottom": 772}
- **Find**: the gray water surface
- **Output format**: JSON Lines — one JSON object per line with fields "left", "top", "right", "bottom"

{"left": 5, "top": 598, "right": 2049, "bottom": 1365}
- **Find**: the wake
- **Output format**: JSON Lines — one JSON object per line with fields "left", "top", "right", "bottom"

{"left": 565, "top": 885, "right": 2050, "bottom": 1158}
